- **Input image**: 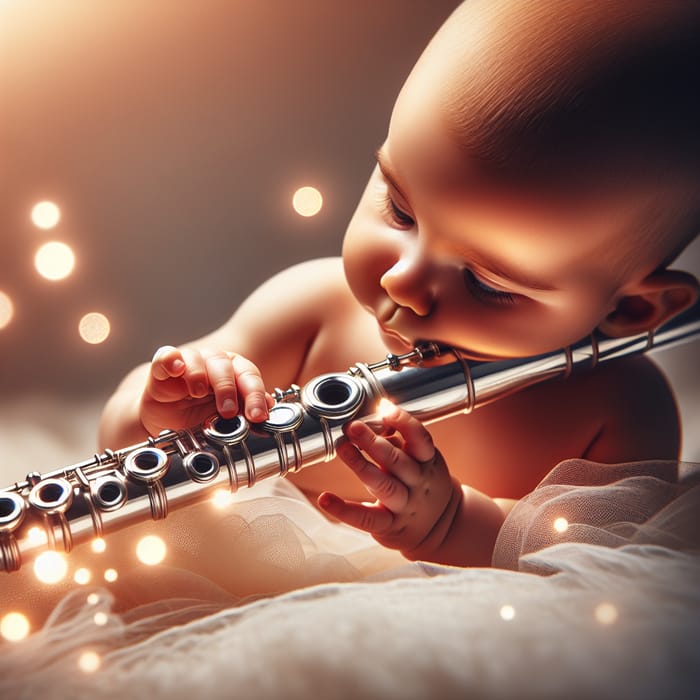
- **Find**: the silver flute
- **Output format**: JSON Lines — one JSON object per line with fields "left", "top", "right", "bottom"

{"left": 1, "top": 302, "right": 699, "bottom": 573}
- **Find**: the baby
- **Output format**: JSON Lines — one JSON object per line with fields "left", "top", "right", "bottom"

{"left": 100, "top": 0, "right": 699, "bottom": 567}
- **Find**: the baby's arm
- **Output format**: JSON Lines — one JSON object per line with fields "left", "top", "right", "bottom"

{"left": 319, "top": 404, "right": 512, "bottom": 567}
{"left": 98, "top": 258, "right": 340, "bottom": 450}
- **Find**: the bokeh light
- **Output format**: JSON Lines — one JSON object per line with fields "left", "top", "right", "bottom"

{"left": 78, "top": 650, "right": 101, "bottom": 673}
{"left": 35, "top": 241, "right": 75, "bottom": 280}
{"left": 553, "top": 517, "right": 569, "bottom": 533}
{"left": 1, "top": 612, "right": 31, "bottom": 642}
{"left": 104, "top": 568, "right": 118, "bottom": 583}
{"left": 79, "top": 312, "right": 111, "bottom": 344}
{"left": 74, "top": 568, "right": 92, "bottom": 585}
{"left": 212, "top": 489, "right": 234, "bottom": 509}
{"left": 377, "top": 398, "right": 397, "bottom": 419}
{"left": 31, "top": 201, "right": 61, "bottom": 229}
{"left": 0, "top": 291, "right": 14, "bottom": 330}
{"left": 93, "top": 612, "right": 108, "bottom": 626}
{"left": 499, "top": 604, "right": 516, "bottom": 621}
{"left": 86, "top": 593, "right": 100, "bottom": 606}
{"left": 594, "top": 602, "right": 619, "bottom": 626}
{"left": 292, "top": 186, "right": 323, "bottom": 217}
{"left": 136, "top": 535, "right": 167, "bottom": 565}
{"left": 91, "top": 538, "right": 106, "bottom": 553}
{"left": 28, "top": 526, "right": 48, "bottom": 545}
{"left": 33, "top": 550, "right": 68, "bottom": 584}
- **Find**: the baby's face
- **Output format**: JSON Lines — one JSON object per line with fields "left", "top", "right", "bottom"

{"left": 342, "top": 79, "right": 653, "bottom": 358}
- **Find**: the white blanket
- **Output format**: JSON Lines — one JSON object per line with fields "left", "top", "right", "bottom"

{"left": 1, "top": 396, "right": 699, "bottom": 699}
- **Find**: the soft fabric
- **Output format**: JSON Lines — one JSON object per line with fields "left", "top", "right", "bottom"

{"left": 1, "top": 459, "right": 698, "bottom": 700}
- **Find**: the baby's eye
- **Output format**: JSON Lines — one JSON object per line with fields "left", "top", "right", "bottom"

{"left": 381, "top": 193, "right": 415, "bottom": 228}
{"left": 463, "top": 268, "right": 515, "bottom": 304}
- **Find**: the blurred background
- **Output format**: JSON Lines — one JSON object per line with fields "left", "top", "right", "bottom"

{"left": 0, "top": 0, "right": 697, "bottom": 471}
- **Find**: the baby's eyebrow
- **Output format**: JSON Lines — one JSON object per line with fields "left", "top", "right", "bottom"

{"left": 374, "top": 148, "right": 409, "bottom": 201}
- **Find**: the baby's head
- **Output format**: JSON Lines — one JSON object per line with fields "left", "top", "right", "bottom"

{"left": 343, "top": 0, "right": 699, "bottom": 358}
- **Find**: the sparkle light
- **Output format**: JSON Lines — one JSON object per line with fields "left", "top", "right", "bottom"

{"left": 377, "top": 398, "right": 398, "bottom": 419}
{"left": 91, "top": 538, "right": 106, "bottom": 553}
{"left": 79, "top": 312, "right": 111, "bottom": 344}
{"left": 104, "top": 568, "right": 118, "bottom": 583}
{"left": 136, "top": 535, "right": 167, "bottom": 566}
{"left": 33, "top": 550, "right": 68, "bottom": 584}
{"left": 1, "top": 612, "right": 30, "bottom": 642}
{"left": 74, "top": 568, "right": 92, "bottom": 585}
{"left": 212, "top": 489, "right": 234, "bottom": 509}
{"left": 86, "top": 593, "right": 100, "bottom": 606}
{"left": 78, "top": 650, "right": 101, "bottom": 673}
{"left": 499, "top": 605, "right": 516, "bottom": 621}
{"left": 0, "top": 291, "right": 14, "bottom": 330}
{"left": 35, "top": 241, "right": 75, "bottom": 280}
{"left": 27, "top": 526, "right": 48, "bottom": 545}
{"left": 93, "top": 612, "right": 108, "bottom": 626}
{"left": 292, "top": 186, "right": 323, "bottom": 217}
{"left": 594, "top": 602, "right": 618, "bottom": 626}
{"left": 31, "top": 201, "right": 61, "bottom": 229}
{"left": 553, "top": 517, "right": 569, "bottom": 533}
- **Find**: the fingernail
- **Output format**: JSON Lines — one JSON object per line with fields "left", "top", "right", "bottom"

{"left": 221, "top": 398, "right": 235, "bottom": 414}
{"left": 171, "top": 359, "right": 185, "bottom": 372}
{"left": 249, "top": 406, "right": 267, "bottom": 422}
{"left": 195, "top": 383, "right": 207, "bottom": 397}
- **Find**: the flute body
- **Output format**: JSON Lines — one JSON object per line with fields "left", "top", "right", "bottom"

{"left": 1, "top": 302, "right": 698, "bottom": 573}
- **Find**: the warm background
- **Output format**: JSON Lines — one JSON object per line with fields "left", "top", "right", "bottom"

{"left": 1, "top": 0, "right": 697, "bottom": 471}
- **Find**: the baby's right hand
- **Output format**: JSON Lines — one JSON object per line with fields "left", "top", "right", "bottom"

{"left": 140, "top": 345, "right": 273, "bottom": 436}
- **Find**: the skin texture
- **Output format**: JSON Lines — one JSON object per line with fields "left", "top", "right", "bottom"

{"left": 100, "top": 0, "right": 698, "bottom": 567}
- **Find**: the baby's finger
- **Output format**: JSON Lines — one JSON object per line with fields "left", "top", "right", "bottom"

{"left": 336, "top": 438, "right": 409, "bottom": 512}
{"left": 344, "top": 420, "right": 422, "bottom": 486}
{"left": 231, "top": 354, "right": 270, "bottom": 422}
{"left": 317, "top": 492, "right": 393, "bottom": 535}
{"left": 380, "top": 403, "right": 436, "bottom": 464}
{"left": 203, "top": 352, "right": 239, "bottom": 417}
{"left": 151, "top": 345, "right": 186, "bottom": 381}
{"left": 180, "top": 347, "right": 210, "bottom": 399}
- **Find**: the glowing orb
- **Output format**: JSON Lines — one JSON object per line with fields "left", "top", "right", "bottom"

{"left": 553, "top": 517, "right": 569, "bottom": 533}
{"left": 212, "top": 489, "right": 233, "bottom": 509}
{"left": 35, "top": 241, "right": 75, "bottom": 280}
{"left": 33, "top": 550, "right": 68, "bottom": 584}
{"left": 292, "top": 186, "right": 323, "bottom": 217}
{"left": 499, "top": 604, "right": 516, "bottom": 621}
{"left": 594, "top": 602, "right": 618, "bottom": 626}
{"left": 78, "top": 650, "right": 101, "bottom": 673}
{"left": 31, "top": 201, "right": 61, "bottom": 229}
{"left": 79, "top": 312, "right": 111, "bottom": 344}
{"left": 377, "top": 398, "right": 398, "bottom": 419}
{"left": 91, "top": 538, "right": 106, "bottom": 553}
{"left": 0, "top": 291, "right": 14, "bottom": 330}
{"left": 136, "top": 535, "right": 167, "bottom": 565}
{"left": 27, "top": 526, "right": 48, "bottom": 545}
{"left": 74, "top": 568, "right": 92, "bottom": 585}
{"left": 93, "top": 612, "right": 108, "bottom": 626}
{"left": 1, "top": 612, "right": 30, "bottom": 642}
{"left": 86, "top": 593, "right": 100, "bottom": 606}
{"left": 103, "top": 568, "right": 118, "bottom": 583}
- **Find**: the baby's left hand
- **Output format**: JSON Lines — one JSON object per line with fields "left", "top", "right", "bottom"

{"left": 318, "top": 404, "right": 463, "bottom": 561}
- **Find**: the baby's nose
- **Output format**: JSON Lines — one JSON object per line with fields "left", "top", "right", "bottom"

{"left": 380, "top": 254, "right": 435, "bottom": 317}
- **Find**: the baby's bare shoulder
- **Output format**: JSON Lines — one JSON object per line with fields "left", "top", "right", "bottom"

{"left": 533, "top": 355, "right": 681, "bottom": 463}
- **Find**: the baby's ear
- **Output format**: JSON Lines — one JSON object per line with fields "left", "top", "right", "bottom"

{"left": 598, "top": 269, "right": 699, "bottom": 337}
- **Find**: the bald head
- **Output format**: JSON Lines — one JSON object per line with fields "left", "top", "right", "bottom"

{"left": 405, "top": 0, "right": 700, "bottom": 184}
{"left": 394, "top": 0, "right": 699, "bottom": 271}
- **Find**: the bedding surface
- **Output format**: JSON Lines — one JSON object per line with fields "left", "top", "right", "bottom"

{"left": 1, "top": 451, "right": 698, "bottom": 700}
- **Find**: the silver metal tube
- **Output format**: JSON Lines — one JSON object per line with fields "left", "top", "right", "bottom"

{"left": 1, "top": 300, "right": 698, "bottom": 573}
